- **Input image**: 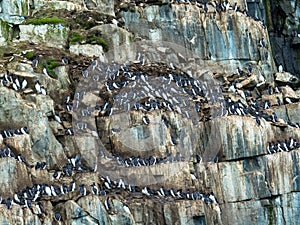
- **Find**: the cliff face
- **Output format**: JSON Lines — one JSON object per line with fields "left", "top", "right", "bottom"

{"left": 0, "top": 0, "right": 300, "bottom": 225}
{"left": 246, "top": 0, "right": 300, "bottom": 75}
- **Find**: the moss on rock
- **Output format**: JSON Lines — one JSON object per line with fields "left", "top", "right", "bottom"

{"left": 25, "top": 17, "right": 66, "bottom": 25}
{"left": 69, "top": 32, "right": 83, "bottom": 45}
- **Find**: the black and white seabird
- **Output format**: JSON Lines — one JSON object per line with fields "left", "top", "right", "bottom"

{"left": 54, "top": 112, "right": 62, "bottom": 123}
{"left": 64, "top": 95, "right": 70, "bottom": 104}
{"left": 69, "top": 181, "right": 76, "bottom": 192}
{"left": 91, "top": 183, "right": 99, "bottom": 195}
{"left": 43, "top": 67, "right": 49, "bottom": 76}
{"left": 170, "top": 188, "right": 177, "bottom": 198}
{"left": 142, "top": 116, "right": 150, "bottom": 125}
{"left": 196, "top": 154, "right": 202, "bottom": 163}
{"left": 20, "top": 126, "right": 29, "bottom": 134}
{"left": 142, "top": 187, "right": 151, "bottom": 196}
{"left": 208, "top": 192, "right": 218, "bottom": 204}
{"left": 66, "top": 128, "right": 74, "bottom": 135}
{"left": 53, "top": 171, "right": 61, "bottom": 180}
{"left": 40, "top": 86, "right": 47, "bottom": 95}
{"left": 190, "top": 173, "right": 197, "bottom": 180}
{"left": 62, "top": 56, "right": 69, "bottom": 65}
{"left": 44, "top": 185, "right": 52, "bottom": 196}
{"left": 34, "top": 81, "right": 41, "bottom": 93}
{"left": 278, "top": 64, "right": 283, "bottom": 73}
{"left": 78, "top": 184, "right": 87, "bottom": 196}
{"left": 5, "top": 198, "right": 13, "bottom": 209}
{"left": 36, "top": 202, "right": 44, "bottom": 214}
{"left": 35, "top": 162, "right": 47, "bottom": 170}
{"left": 82, "top": 69, "right": 88, "bottom": 78}
{"left": 12, "top": 79, "right": 20, "bottom": 91}
{"left": 123, "top": 203, "right": 131, "bottom": 214}
{"left": 170, "top": 136, "right": 177, "bottom": 146}
{"left": 104, "top": 197, "right": 111, "bottom": 211}
{"left": 32, "top": 57, "right": 38, "bottom": 68}
{"left": 54, "top": 212, "right": 61, "bottom": 221}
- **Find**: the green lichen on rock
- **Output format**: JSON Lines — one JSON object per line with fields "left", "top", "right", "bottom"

{"left": 69, "top": 32, "right": 83, "bottom": 45}
{"left": 0, "top": 19, "right": 10, "bottom": 41}
{"left": 86, "top": 32, "right": 109, "bottom": 52}
{"left": 263, "top": 0, "right": 273, "bottom": 30}
{"left": 86, "top": 36, "right": 109, "bottom": 51}
{"left": 25, "top": 17, "right": 66, "bottom": 25}
{"left": 268, "top": 202, "right": 274, "bottom": 225}
{"left": 25, "top": 51, "right": 35, "bottom": 60}
{"left": 74, "top": 14, "right": 96, "bottom": 30}
{"left": 37, "top": 58, "right": 58, "bottom": 79}
{"left": 45, "top": 58, "right": 58, "bottom": 79}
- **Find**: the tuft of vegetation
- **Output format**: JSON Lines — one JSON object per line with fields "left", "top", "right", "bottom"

{"left": 86, "top": 35, "right": 109, "bottom": 52}
{"left": 25, "top": 51, "right": 35, "bottom": 60}
{"left": 129, "top": 35, "right": 135, "bottom": 43}
{"left": 96, "top": 37, "right": 109, "bottom": 52}
{"left": 43, "top": 58, "right": 58, "bottom": 79}
{"left": 26, "top": 17, "right": 66, "bottom": 25}
{"left": 75, "top": 16, "right": 96, "bottom": 30}
{"left": 69, "top": 32, "right": 83, "bottom": 45}
{"left": 46, "top": 58, "right": 58, "bottom": 69}
{"left": 268, "top": 203, "right": 274, "bottom": 225}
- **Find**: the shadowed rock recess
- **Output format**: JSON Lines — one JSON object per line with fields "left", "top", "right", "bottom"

{"left": 0, "top": 0, "right": 300, "bottom": 224}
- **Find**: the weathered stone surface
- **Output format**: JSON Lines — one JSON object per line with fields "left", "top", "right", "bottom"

{"left": 275, "top": 72, "right": 300, "bottom": 85}
{"left": 262, "top": 93, "right": 282, "bottom": 106}
{"left": 94, "top": 0, "right": 115, "bottom": 16}
{"left": 0, "top": 19, "right": 10, "bottom": 46}
{"left": 281, "top": 85, "right": 298, "bottom": 100}
{"left": 24, "top": 94, "right": 54, "bottom": 116}
{"left": 286, "top": 102, "right": 300, "bottom": 123}
{"left": 69, "top": 44, "right": 105, "bottom": 59}
{"left": 91, "top": 24, "right": 134, "bottom": 61}
{"left": 220, "top": 192, "right": 300, "bottom": 225}
{"left": 121, "top": 4, "right": 276, "bottom": 76}
{"left": 266, "top": 150, "right": 300, "bottom": 195}
{"left": 0, "top": 87, "right": 67, "bottom": 167}
{"left": 4, "top": 134, "right": 34, "bottom": 165}
{"left": 0, "top": 0, "right": 30, "bottom": 16}
{"left": 77, "top": 196, "right": 110, "bottom": 225}
{"left": 18, "top": 24, "right": 69, "bottom": 48}
{"left": 235, "top": 74, "right": 258, "bottom": 89}
{"left": 62, "top": 200, "right": 90, "bottom": 224}
{"left": 214, "top": 116, "right": 274, "bottom": 161}
{"left": 200, "top": 149, "right": 300, "bottom": 203}
{"left": 0, "top": 158, "right": 32, "bottom": 197}
{"left": 261, "top": 0, "right": 300, "bottom": 74}
{"left": 41, "top": 0, "right": 83, "bottom": 11}
{"left": 53, "top": 66, "right": 71, "bottom": 89}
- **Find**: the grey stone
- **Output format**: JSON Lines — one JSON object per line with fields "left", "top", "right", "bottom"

{"left": 18, "top": 24, "right": 69, "bottom": 49}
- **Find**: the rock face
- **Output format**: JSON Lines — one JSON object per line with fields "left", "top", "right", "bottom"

{"left": 247, "top": 0, "right": 300, "bottom": 75}
{"left": 18, "top": 24, "right": 69, "bottom": 48}
{"left": 121, "top": 3, "right": 275, "bottom": 77}
{"left": 0, "top": 0, "right": 299, "bottom": 225}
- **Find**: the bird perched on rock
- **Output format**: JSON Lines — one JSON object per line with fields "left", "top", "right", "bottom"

{"left": 62, "top": 56, "right": 69, "bottom": 65}
{"left": 32, "top": 56, "right": 38, "bottom": 68}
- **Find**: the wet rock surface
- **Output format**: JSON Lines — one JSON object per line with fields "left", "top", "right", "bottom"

{"left": 0, "top": 0, "right": 300, "bottom": 225}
